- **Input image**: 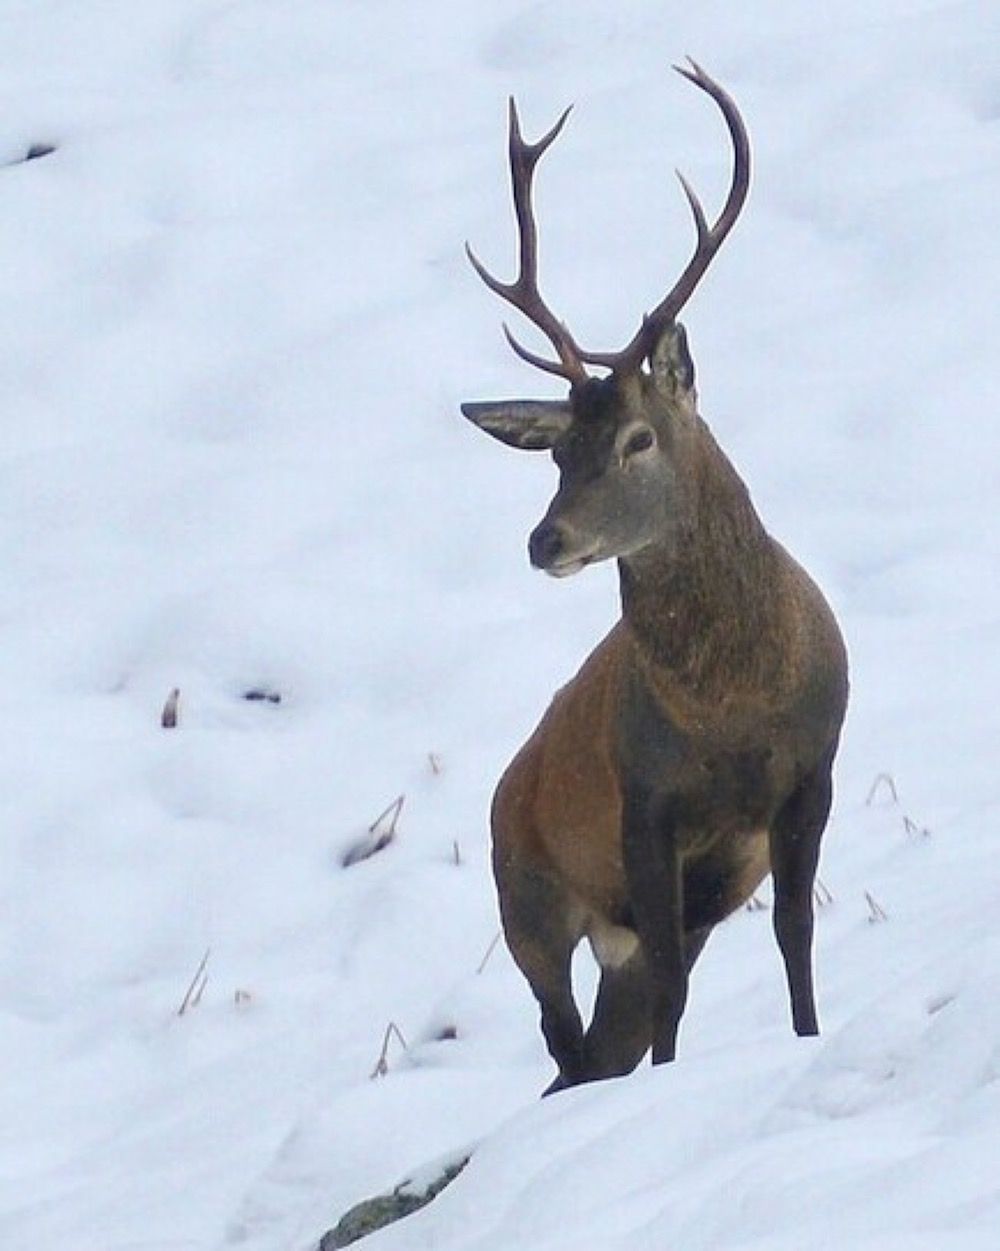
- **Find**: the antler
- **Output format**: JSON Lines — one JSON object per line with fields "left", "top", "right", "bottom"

{"left": 465, "top": 99, "right": 589, "bottom": 386}
{"left": 584, "top": 60, "right": 751, "bottom": 374}
{"left": 467, "top": 61, "right": 750, "bottom": 383}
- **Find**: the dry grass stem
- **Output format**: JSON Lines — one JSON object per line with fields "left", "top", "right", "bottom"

{"left": 161, "top": 687, "right": 181, "bottom": 729}
{"left": 476, "top": 929, "right": 503, "bottom": 974}
{"left": 177, "top": 948, "right": 210, "bottom": 1016}
{"left": 865, "top": 772, "right": 898, "bottom": 806}
{"left": 865, "top": 890, "right": 889, "bottom": 923}
{"left": 342, "top": 794, "right": 406, "bottom": 867}
{"left": 370, "top": 1021, "right": 408, "bottom": 1079}
{"left": 903, "top": 814, "right": 931, "bottom": 838}
{"left": 813, "top": 878, "right": 834, "bottom": 907}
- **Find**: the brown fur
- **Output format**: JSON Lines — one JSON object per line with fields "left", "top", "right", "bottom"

{"left": 489, "top": 400, "right": 847, "bottom": 1090}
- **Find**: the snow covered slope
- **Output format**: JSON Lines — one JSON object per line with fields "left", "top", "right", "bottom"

{"left": 0, "top": 2, "right": 998, "bottom": 1248}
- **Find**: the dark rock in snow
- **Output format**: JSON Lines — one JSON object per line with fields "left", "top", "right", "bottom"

{"left": 243, "top": 688, "right": 282, "bottom": 704}
{"left": 319, "top": 1155, "right": 470, "bottom": 1248}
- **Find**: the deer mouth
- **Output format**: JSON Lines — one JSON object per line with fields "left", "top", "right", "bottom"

{"left": 545, "top": 553, "right": 595, "bottom": 578}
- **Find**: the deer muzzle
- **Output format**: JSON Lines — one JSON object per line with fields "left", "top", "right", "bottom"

{"left": 528, "top": 519, "right": 594, "bottom": 577}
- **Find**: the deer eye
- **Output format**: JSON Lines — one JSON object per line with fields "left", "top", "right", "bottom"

{"left": 623, "top": 428, "right": 655, "bottom": 458}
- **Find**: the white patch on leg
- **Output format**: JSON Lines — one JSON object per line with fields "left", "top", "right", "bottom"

{"left": 588, "top": 920, "right": 640, "bottom": 969}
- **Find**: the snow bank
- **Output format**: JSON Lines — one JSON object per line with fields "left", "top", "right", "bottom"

{"left": 0, "top": 2, "right": 997, "bottom": 1249}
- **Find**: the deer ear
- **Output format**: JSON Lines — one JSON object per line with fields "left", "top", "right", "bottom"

{"left": 650, "top": 322, "right": 696, "bottom": 399}
{"left": 461, "top": 400, "right": 574, "bottom": 450}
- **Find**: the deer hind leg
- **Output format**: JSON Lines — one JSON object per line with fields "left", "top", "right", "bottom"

{"left": 495, "top": 856, "right": 588, "bottom": 1092}
{"left": 580, "top": 919, "right": 711, "bottom": 1081}
{"left": 769, "top": 747, "right": 836, "bottom": 1037}
{"left": 583, "top": 927, "right": 651, "bottom": 1080}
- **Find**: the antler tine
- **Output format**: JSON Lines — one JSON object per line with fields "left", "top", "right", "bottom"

{"left": 583, "top": 59, "right": 751, "bottom": 374}
{"left": 502, "top": 323, "right": 581, "bottom": 379}
{"left": 675, "top": 169, "right": 710, "bottom": 243}
{"left": 465, "top": 99, "right": 589, "bottom": 385}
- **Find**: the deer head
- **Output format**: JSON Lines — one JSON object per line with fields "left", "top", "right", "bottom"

{"left": 462, "top": 61, "right": 750, "bottom": 577}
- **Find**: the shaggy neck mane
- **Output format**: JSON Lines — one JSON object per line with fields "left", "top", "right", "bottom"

{"left": 619, "top": 417, "right": 784, "bottom": 698}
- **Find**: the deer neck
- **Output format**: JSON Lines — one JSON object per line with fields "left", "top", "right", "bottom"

{"left": 618, "top": 419, "right": 782, "bottom": 699}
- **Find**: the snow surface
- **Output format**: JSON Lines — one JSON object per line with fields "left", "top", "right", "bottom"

{"left": 1, "top": 2, "right": 999, "bottom": 1248}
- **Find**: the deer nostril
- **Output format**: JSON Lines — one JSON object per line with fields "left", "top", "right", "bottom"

{"left": 528, "top": 521, "right": 565, "bottom": 569}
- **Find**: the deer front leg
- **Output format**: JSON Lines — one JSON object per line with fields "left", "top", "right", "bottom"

{"left": 621, "top": 784, "right": 687, "bottom": 1064}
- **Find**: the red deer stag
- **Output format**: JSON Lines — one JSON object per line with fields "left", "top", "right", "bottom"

{"left": 461, "top": 62, "right": 849, "bottom": 1093}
